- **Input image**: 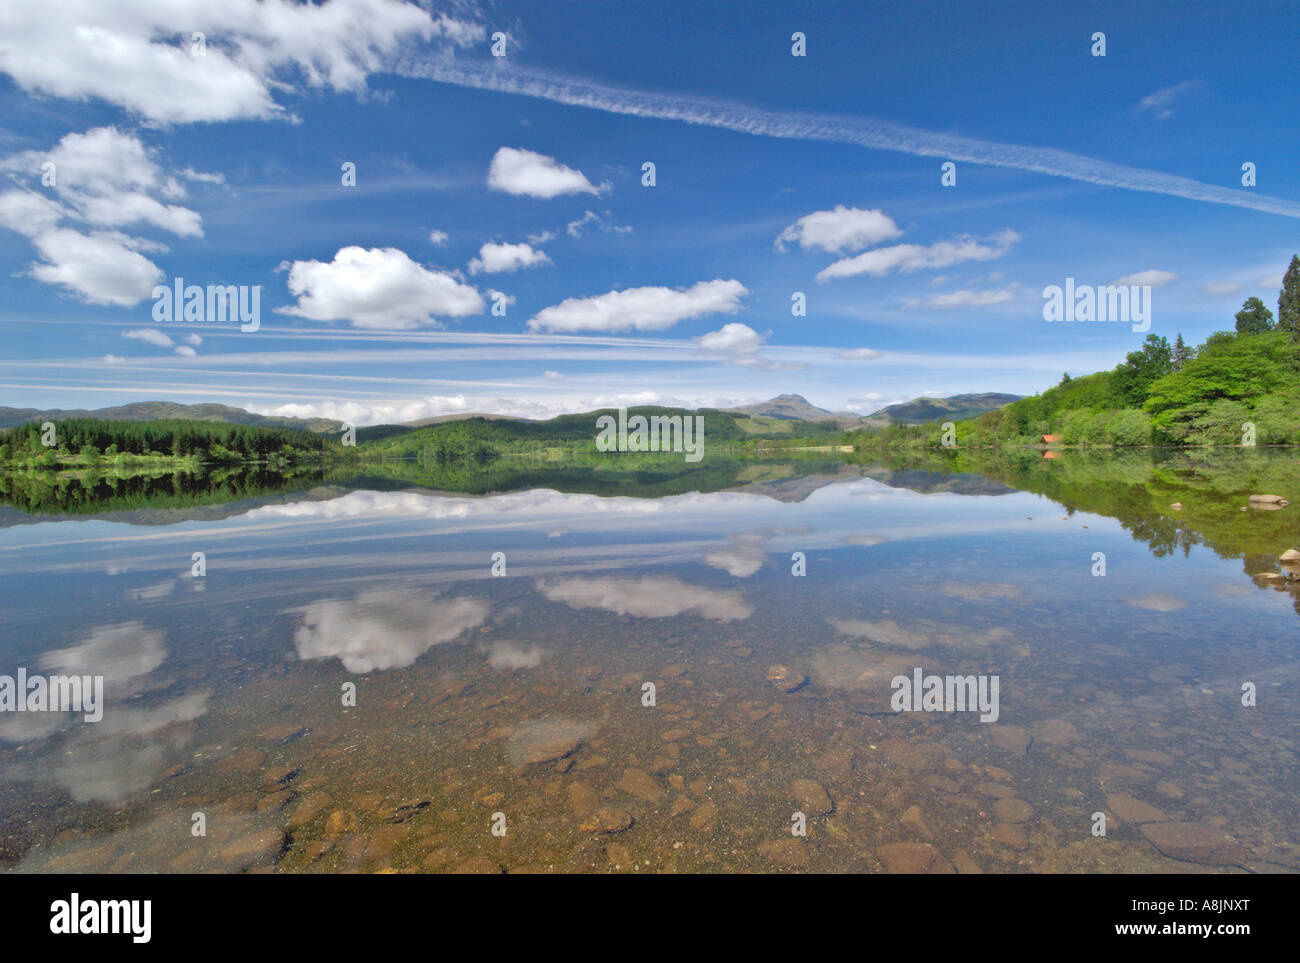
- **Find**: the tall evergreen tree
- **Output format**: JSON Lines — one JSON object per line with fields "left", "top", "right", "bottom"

{"left": 1234, "top": 297, "right": 1274, "bottom": 335}
{"left": 1278, "top": 254, "right": 1300, "bottom": 339}
{"left": 1172, "top": 333, "right": 1194, "bottom": 371}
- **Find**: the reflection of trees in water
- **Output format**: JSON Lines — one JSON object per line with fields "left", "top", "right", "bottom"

{"left": 865, "top": 447, "right": 1300, "bottom": 619}
{"left": 0, "top": 465, "right": 327, "bottom": 515}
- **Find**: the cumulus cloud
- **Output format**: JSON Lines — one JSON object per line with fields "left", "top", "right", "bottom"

{"left": 775, "top": 205, "right": 901, "bottom": 253}
{"left": 543, "top": 370, "right": 564, "bottom": 380}
{"left": 0, "top": 0, "right": 483, "bottom": 125}
{"left": 904, "top": 286, "right": 1017, "bottom": 309}
{"left": 468, "top": 241, "right": 552, "bottom": 274}
{"left": 428, "top": 229, "right": 449, "bottom": 245}
{"left": 291, "top": 589, "right": 490, "bottom": 673}
{"left": 536, "top": 576, "right": 753, "bottom": 621}
{"left": 488, "top": 147, "right": 609, "bottom": 199}
{"left": 816, "top": 229, "right": 1019, "bottom": 282}
{"left": 0, "top": 127, "right": 202, "bottom": 304}
{"left": 698, "top": 321, "right": 764, "bottom": 356}
{"left": 1111, "top": 269, "right": 1177, "bottom": 289}
{"left": 278, "top": 246, "right": 484, "bottom": 328}
{"left": 527, "top": 278, "right": 747, "bottom": 333}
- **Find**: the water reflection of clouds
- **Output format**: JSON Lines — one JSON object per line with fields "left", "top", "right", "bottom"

{"left": 290, "top": 589, "right": 491, "bottom": 673}
{"left": 537, "top": 576, "right": 753, "bottom": 621}
{"left": 1, "top": 620, "right": 210, "bottom": 804}
{"left": 829, "top": 617, "right": 1015, "bottom": 651}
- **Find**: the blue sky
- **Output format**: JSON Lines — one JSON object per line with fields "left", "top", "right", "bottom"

{"left": 1, "top": 0, "right": 1297, "bottom": 424}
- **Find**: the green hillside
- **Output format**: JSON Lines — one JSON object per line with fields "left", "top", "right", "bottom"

{"left": 846, "top": 255, "right": 1300, "bottom": 451}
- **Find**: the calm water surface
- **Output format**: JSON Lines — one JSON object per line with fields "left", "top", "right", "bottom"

{"left": 1, "top": 456, "right": 1297, "bottom": 873}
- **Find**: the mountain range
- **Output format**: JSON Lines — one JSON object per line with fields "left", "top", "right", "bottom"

{"left": 0, "top": 392, "right": 1020, "bottom": 435}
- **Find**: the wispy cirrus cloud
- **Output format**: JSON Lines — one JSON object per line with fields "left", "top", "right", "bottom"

{"left": 395, "top": 58, "right": 1300, "bottom": 219}
{"left": 1136, "top": 80, "right": 1200, "bottom": 120}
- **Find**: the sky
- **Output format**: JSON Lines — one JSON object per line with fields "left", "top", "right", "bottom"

{"left": 1, "top": 0, "right": 1297, "bottom": 425}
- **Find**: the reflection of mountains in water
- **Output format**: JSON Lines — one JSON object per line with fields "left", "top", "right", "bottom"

{"left": 860, "top": 467, "right": 1017, "bottom": 496}
{"left": 0, "top": 459, "right": 1015, "bottom": 527}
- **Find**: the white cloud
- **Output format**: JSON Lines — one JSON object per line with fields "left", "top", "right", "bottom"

{"left": 1137, "top": 81, "right": 1198, "bottom": 120}
{"left": 527, "top": 278, "right": 747, "bottom": 333}
{"left": 488, "top": 147, "right": 608, "bottom": 199}
{"left": 1111, "top": 269, "right": 1177, "bottom": 289}
{"left": 427, "top": 229, "right": 449, "bottom": 245}
{"left": 468, "top": 241, "right": 552, "bottom": 275}
{"left": 775, "top": 205, "right": 901, "bottom": 253}
{"left": 904, "top": 286, "right": 1017, "bottom": 309}
{"left": 1256, "top": 273, "right": 1284, "bottom": 289}
{"left": 25, "top": 228, "right": 165, "bottom": 305}
{"left": 816, "top": 229, "right": 1019, "bottom": 282}
{"left": 122, "top": 328, "right": 173, "bottom": 348}
{"left": 565, "top": 209, "right": 630, "bottom": 237}
{"left": 0, "top": 0, "right": 483, "bottom": 125}
{"left": 0, "top": 127, "right": 201, "bottom": 304}
{"left": 278, "top": 246, "right": 484, "bottom": 329}
{"left": 174, "top": 345, "right": 197, "bottom": 357}
{"left": 543, "top": 370, "right": 564, "bottom": 380}
{"left": 838, "top": 347, "right": 881, "bottom": 360}
{"left": 2, "top": 127, "right": 202, "bottom": 236}
{"left": 185, "top": 333, "right": 202, "bottom": 346}
{"left": 1202, "top": 281, "right": 1243, "bottom": 297}
{"left": 698, "top": 322, "right": 764, "bottom": 356}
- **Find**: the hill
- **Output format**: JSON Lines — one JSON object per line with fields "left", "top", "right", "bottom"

{"left": 861, "top": 393, "right": 1021, "bottom": 426}
{"left": 0, "top": 401, "right": 342, "bottom": 434}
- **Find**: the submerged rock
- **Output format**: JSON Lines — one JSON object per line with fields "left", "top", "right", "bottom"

{"left": 766, "top": 665, "right": 808, "bottom": 693}
{"left": 508, "top": 718, "right": 591, "bottom": 765}
{"left": 1141, "top": 822, "right": 1245, "bottom": 865}
{"left": 580, "top": 808, "right": 634, "bottom": 834}
{"left": 1105, "top": 793, "right": 1167, "bottom": 824}
{"left": 876, "top": 842, "right": 955, "bottom": 874}
{"left": 790, "top": 778, "right": 834, "bottom": 815}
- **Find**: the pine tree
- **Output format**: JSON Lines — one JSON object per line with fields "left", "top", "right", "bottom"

{"left": 1172, "top": 333, "right": 1194, "bottom": 371}
{"left": 1234, "top": 297, "right": 1274, "bottom": 335}
{"left": 1278, "top": 254, "right": 1300, "bottom": 340}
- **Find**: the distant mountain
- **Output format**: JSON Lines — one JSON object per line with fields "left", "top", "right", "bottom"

{"left": 725, "top": 394, "right": 862, "bottom": 428}
{"left": 861, "top": 393, "right": 1020, "bottom": 426}
{"left": 0, "top": 401, "right": 343, "bottom": 434}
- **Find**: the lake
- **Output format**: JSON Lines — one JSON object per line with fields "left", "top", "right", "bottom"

{"left": 1, "top": 449, "right": 1297, "bottom": 873}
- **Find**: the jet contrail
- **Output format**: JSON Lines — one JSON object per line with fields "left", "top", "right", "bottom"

{"left": 394, "top": 56, "right": 1300, "bottom": 219}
